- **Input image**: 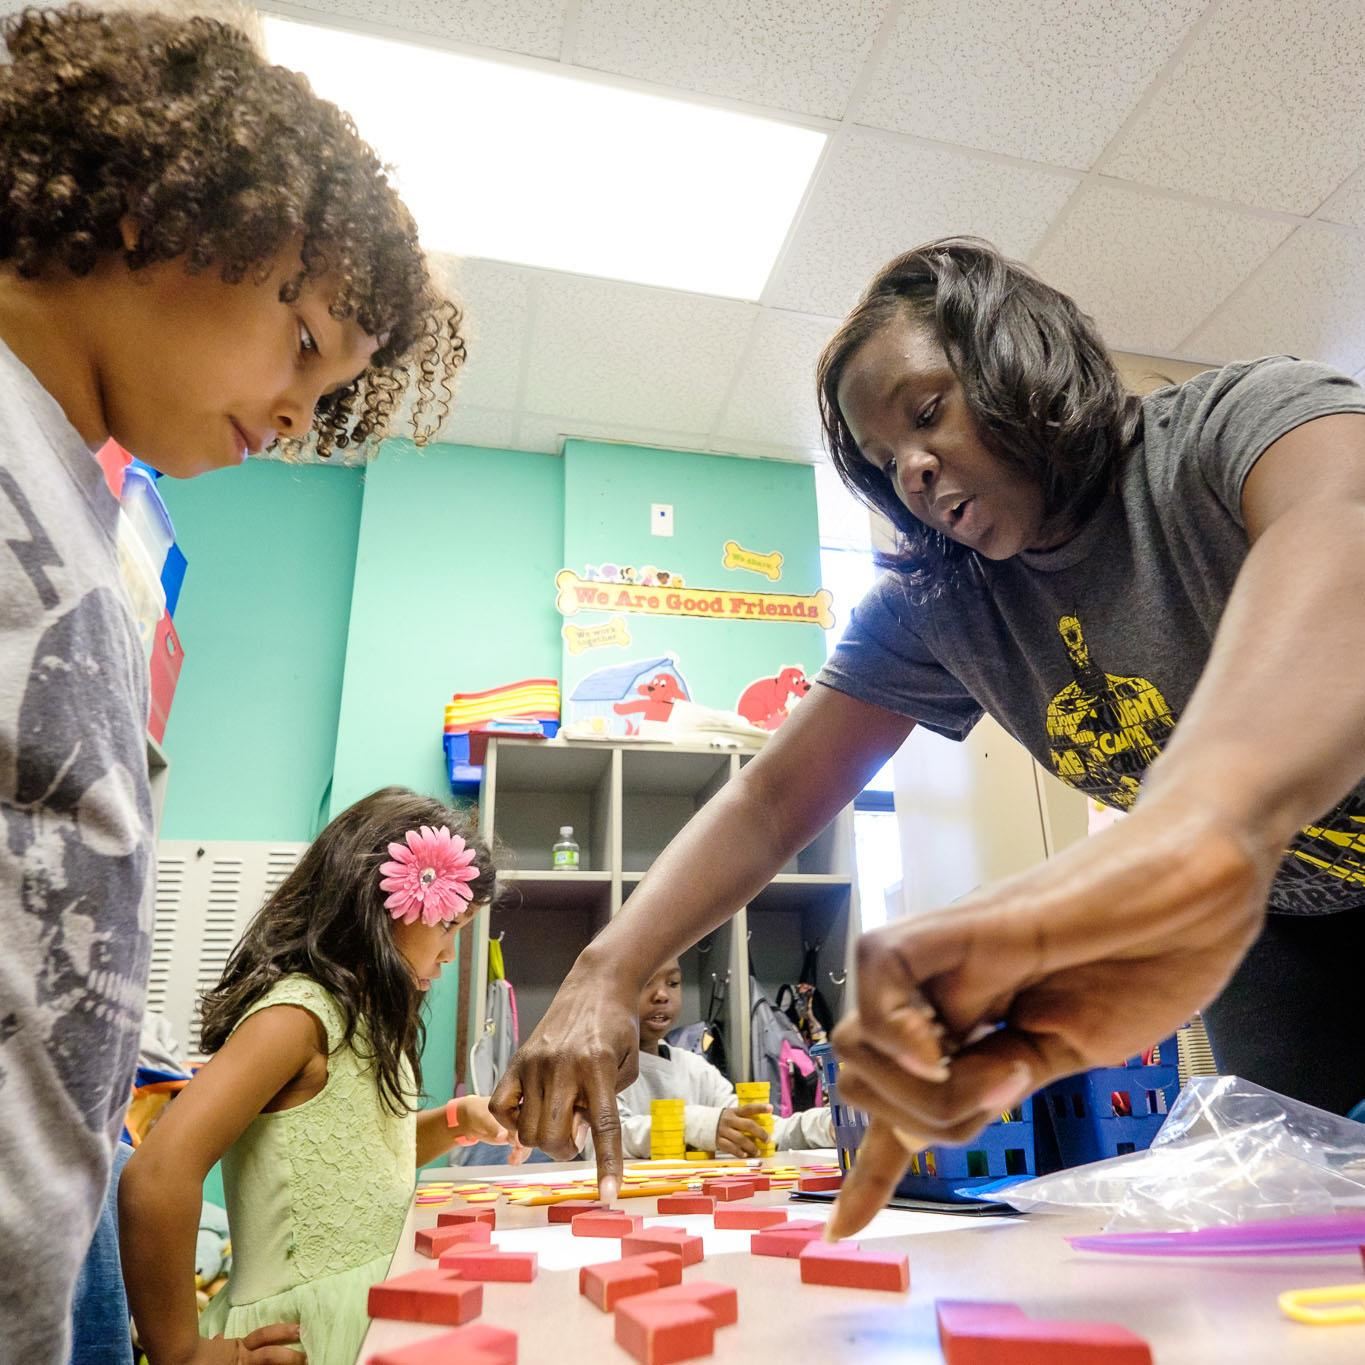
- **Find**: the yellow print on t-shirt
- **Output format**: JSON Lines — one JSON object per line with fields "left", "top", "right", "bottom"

{"left": 1044, "top": 614, "right": 1365, "bottom": 900}
{"left": 1045, "top": 615, "right": 1177, "bottom": 810}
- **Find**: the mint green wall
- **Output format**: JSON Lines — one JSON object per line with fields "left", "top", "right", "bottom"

{"left": 157, "top": 460, "right": 363, "bottom": 841}
{"left": 561, "top": 441, "right": 826, "bottom": 726}
{"left": 330, "top": 441, "right": 565, "bottom": 810}
{"left": 330, "top": 440, "right": 565, "bottom": 1104}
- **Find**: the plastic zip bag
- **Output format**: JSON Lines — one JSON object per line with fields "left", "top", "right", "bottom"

{"left": 999, "top": 1075, "right": 1365, "bottom": 1231}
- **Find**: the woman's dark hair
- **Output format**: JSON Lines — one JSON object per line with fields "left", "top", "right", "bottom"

{"left": 817, "top": 237, "right": 1142, "bottom": 596}
{"left": 0, "top": 5, "right": 464, "bottom": 458}
{"left": 199, "top": 787, "right": 496, "bottom": 1114}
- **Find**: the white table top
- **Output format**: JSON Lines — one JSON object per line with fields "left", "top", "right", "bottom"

{"left": 359, "top": 1157, "right": 1365, "bottom": 1363}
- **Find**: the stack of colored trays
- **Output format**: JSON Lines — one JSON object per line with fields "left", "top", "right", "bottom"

{"left": 736, "top": 1081, "right": 775, "bottom": 1156}
{"left": 650, "top": 1098, "right": 686, "bottom": 1160}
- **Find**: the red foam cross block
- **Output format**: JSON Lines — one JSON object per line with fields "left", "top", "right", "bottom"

{"left": 796, "top": 1173, "right": 842, "bottom": 1193}
{"left": 656, "top": 1195, "right": 715, "bottom": 1216}
{"left": 368, "top": 1270, "right": 483, "bottom": 1326}
{"left": 798, "top": 1240, "right": 909, "bottom": 1293}
{"left": 621, "top": 1228, "right": 705, "bottom": 1267}
{"left": 572, "top": 1210, "right": 644, "bottom": 1238}
{"left": 548, "top": 1201, "right": 606, "bottom": 1224}
{"left": 743, "top": 1175, "right": 772, "bottom": 1192}
{"left": 701, "top": 1180, "right": 755, "bottom": 1202}
{"left": 579, "top": 1259, "right": 662, "bottom": 1312}
{"left": 437, "top": 1248, "right": 538, "bottom": 1283}
{"left": 713, "top": 1207, "right": 787, "bottom": 1231}
{"left": 634, "top": 1281, "right": 738, "bottom": 1329}
{"left": 437, "top": 1208, "right": 497, "bottom": 1231}
{"left": 614, "top": 1297, "right": 716, "bottom": 1365}
{"left": 625, "top": 1251, "right": 684, "bottom": 1288}
{"left": 936, "top": 1300, "right": 1154, "bottom": 1365}
{"left": 749, "top": 1220, "right": 825, "bottom": 1259}
{"left": 416, "top": 1222, "right": 493, "bottom": 1257}
{"left": 366, "top": 1323, "right": 518, "bottom": 1365}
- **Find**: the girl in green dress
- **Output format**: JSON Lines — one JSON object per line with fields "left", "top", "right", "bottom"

{"left": 121, "top": 787, "right": 523, "bottom": 1365}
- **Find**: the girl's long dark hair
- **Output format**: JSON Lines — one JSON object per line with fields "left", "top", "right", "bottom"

{"left": 200, "top": 787, "right": 496, "bottom": 1114}
{"left": 817, "top": 237, "right": 1143, "bottom": 598}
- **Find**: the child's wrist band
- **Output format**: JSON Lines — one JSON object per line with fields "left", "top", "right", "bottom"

{"left": 445, "top": 1097, "right": 479, "bottom": 1145}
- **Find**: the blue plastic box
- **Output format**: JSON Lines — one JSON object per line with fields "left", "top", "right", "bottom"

{"left": 161, "top": 542, "right": 188, "bottom": 617}
{"left": 1040, "top": 1036, "right": 1180, "bottom": 1167}
{"left": 814, "top": 1042, "right": 1040, "bottom": 1205}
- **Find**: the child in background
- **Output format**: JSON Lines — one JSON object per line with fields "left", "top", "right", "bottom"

{"left": 120, "top": 789, "right": 524, "bottom": 1365}
{"left": 615, "top": 958, "right": 834, "bottom": 1157}
{"left": 0, "top": 8, "right": 464, "bottom": 1358}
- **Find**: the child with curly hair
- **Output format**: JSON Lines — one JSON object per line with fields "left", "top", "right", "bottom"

{"left": 0, "top": 7, "right": 466, "bottom": 1359}
{"left": 120, "top": 788, "right": 522, "bottom": 1365}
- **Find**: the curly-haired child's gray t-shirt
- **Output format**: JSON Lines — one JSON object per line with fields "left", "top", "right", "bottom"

{"left": 819, "top": 357, "right": 1365, "bottom": 915}
{"left": 0, "top": 336, "right": 153, "bottom": 1361}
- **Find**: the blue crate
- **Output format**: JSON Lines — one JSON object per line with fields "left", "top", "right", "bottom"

{"left": 813, "top": 1043, "right": 1039, "bottom": 1205}
{"left": 442, "top": 722, "right": 562, "bottom": 795}
{"left": 1040, "top": 1035, "right": 1180, "bottom": 1168}
{"left": 443, "top": 732, "right": 482, "bottom": 794}
{"left": 161, "top": 542, "right": 187, "bottom": 617}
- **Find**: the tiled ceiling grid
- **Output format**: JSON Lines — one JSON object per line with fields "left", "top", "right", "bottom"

{"left": 255, "top": 0, "right": 1365, "bottom": 465}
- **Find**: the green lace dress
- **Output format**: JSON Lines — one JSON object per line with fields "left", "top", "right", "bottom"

{"left": 199, "top": 976, "right": 416, "bottom": 1364}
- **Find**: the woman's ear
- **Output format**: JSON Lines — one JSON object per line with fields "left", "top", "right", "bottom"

{"left": 118, "top": 216, "right": 139, "bottom": 252}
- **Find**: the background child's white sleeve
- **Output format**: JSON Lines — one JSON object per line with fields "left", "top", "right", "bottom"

{"left": 772, "top": 1107, "right": 836, "bottom": 1150}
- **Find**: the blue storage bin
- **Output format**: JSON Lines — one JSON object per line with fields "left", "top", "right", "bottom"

{"left": 813, "top": 1042, "right": 1039, "bottom": 1205}
{"left": 1040, "top": 1036, "right": 1180, "bottom": 1167}
{"left": 161, "top": 542, "right": 188, "bottom": 617}
{"left": 120, "top": 464, "right": 175, "bottom": 575}
{"left": 443, "top": 732, "right": 482, "bottom": 793}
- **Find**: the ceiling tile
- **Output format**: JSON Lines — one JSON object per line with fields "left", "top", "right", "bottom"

{"left": 445, "top": 258, "right": 533, "bottom": 411}
{"left": 571, "top": 0, "right": 884, "bottom": 117}
{"left": 856, "top": 0, "right": 1205, "bottom": 170}
{"left": 713, "top": 310, "right": 838, "bottom": 452}
{"left": 516, "top": 413, "right": 709, "bottom": 455}
{"left": 523, "top": 276, "right": 756, "bottom": 429}
{"left": 1318, "top": 167, "right": 1365, "bottom": 229}
{"left": 1031, "top": 181, "right": 1291, "bottom": 354}
{"left": 1183, "top": 223, "right": 1365, "bottom": 373}
{"left": 269, "top": 0, "right": 568, "bottom": 58}
{"left": 1103, "top": 0, "right": 1365, "bottom": 214}
{"left": 766, "top": 129, "right": 1079, "bottom": 317}
{"left": 435, "top": 406, "right": 519, "bottom": 449}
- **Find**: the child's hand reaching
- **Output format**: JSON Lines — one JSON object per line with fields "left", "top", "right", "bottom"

{"left": 454, "top": 1095, "right": 532, "bottom": 1165}
{"left": 715, "top": 1102, "right": 772, "bottom": 1158}
{"left": 189, "top": 1323, "right": 304, "bottom": 1363}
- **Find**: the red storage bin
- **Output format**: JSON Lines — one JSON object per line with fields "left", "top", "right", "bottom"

{"left": 147, "top": 613, "right": 183, "bottom": 744}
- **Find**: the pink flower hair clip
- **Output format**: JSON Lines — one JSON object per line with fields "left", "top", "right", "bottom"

{"left": 379, "top": 825, "right": 481, "bottom": 927}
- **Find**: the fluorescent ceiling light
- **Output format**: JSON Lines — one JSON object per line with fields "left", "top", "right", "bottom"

{"left": 262, "top": 16, "right": 826, "bottom": 299}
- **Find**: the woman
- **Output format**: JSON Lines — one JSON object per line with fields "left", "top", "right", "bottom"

{"left": 490, "top": 238, "right": 1365, "bottom": 1238}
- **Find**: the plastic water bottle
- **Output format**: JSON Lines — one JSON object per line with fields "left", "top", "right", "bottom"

{"left": 552, "top": 826, "right": 581, "bottom": 870}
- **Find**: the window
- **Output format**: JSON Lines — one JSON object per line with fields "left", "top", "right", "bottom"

{"left": 816, "top": 464, "right": 905, "bottom": 923}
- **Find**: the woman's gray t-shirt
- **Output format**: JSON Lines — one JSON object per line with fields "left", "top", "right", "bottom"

{"left": 819, "top": 356, "right": 1365, "bottom": 915}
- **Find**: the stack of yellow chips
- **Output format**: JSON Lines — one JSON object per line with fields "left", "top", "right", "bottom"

{"left": 650, "top": 1097, "right": 686, "bottom": 1160}
{"left": 736, "top": 1080, "right": 776, "bottom": 1156}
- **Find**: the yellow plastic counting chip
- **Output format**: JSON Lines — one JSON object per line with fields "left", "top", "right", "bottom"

{"left": 1279, "top": 1283, "right": 1365, "bottom": 1326}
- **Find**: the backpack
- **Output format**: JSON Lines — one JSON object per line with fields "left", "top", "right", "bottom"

{"left": 750, "top": 974, "right": 824, "bottom": 1117}
{"left": 777, "top": 941, "right": 835, "bottom": 1047}
{"left": 468, "top": 938, "right": 519, "bottom": 1096}
{"left": 665, "top": 1021, "right": 729, "bottom": 1077}
{"left": 666, "top": 963, "right": 730, "bottom": 1076}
